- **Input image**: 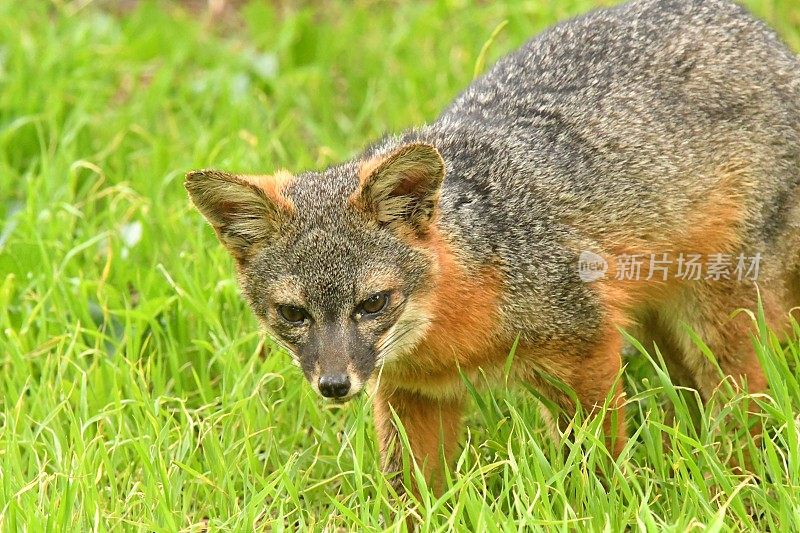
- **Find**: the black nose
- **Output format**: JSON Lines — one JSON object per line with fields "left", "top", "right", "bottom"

{"left": 318, "top": 373, "right": 351, "bottom": 398}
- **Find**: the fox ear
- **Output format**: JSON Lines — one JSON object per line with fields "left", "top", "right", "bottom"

{"left": 353, "top": 143, "right": 445, "bottom": 234}
{"left": 184, "top": 169, "right": 292, "bottom": 261}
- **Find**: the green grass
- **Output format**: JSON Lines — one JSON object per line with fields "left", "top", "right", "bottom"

{"left": 2, "top": 0, "right": 799, "bottom": 530}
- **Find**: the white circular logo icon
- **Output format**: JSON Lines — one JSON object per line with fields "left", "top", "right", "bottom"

{"left": 578, "top": 250, "right": 608, "bottom": 282}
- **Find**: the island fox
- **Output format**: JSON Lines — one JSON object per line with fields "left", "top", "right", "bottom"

{"left": 186, "top": 0, "right": 800, "bottom": 489}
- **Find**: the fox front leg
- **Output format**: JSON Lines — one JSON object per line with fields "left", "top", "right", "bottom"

{"left": 523, "top": 332, "right": 628, "bottom": 458}
{"left": 373, "top": 387, "right": 464, "bottom": 494}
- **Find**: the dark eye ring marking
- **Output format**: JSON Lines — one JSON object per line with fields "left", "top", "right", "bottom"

{"left": 277, "top": 304, "right": 309, "bottom": 325}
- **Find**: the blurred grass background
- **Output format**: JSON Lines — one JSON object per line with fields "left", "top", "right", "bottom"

{"left": 1, "top": 0, "right": 799, "bottom": 530}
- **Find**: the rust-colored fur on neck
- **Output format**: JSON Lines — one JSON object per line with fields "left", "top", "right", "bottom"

{"left": 382, "top": 226, "right": 503, "bottom": 387}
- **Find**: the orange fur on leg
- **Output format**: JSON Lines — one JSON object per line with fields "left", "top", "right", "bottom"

{"left": 522, "top": 329, "right": 628, "bottom": 459}
{"left": 373, "top": 386, "right": 464, "bottom": 495}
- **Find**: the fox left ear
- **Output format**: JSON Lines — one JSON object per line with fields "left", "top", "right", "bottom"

{"left": 353, "top": 143, "right": 445, "bottom": 234}
{"left": 184, "top": 169, "right": 293, "bottom": 261}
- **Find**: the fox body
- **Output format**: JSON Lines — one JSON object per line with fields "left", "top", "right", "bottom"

{"left": 187, "top": 0, "right": 800, "bottom": 488}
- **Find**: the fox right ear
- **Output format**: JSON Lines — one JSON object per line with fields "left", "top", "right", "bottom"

{"left": 352, "top": 143, "right": 445, "bottom": 235}
{"left": 184, "top": 169, "right": 293, "bottom": 261}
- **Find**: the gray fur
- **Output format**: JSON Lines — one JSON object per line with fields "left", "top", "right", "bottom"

{"left": 188, "top": 0, "right": 800, "bottom": 398}
{"left": 366, "top": 0, "right": 800, "bottom": 347}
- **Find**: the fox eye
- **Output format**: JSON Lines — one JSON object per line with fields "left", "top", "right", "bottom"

{"left": 359, "top": 292, "right": 389, "bottom": 316}
{"left": 277, "top": 305, "right": 308, "bottom": 325}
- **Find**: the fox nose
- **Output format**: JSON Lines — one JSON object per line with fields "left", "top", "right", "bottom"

{"left": 318, "top": 373, "right": 351, "bottom": 398}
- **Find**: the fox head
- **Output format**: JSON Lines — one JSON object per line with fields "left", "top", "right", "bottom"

{"left": 185, "top": 143, "right": 445, "bottom": 400}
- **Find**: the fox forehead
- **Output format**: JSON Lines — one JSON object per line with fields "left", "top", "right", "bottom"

{"left": 281, "top": 162, "right": 360, "bottom": 214}
{"left": 251, "top": 223, "right": 422, "bottom": 312}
